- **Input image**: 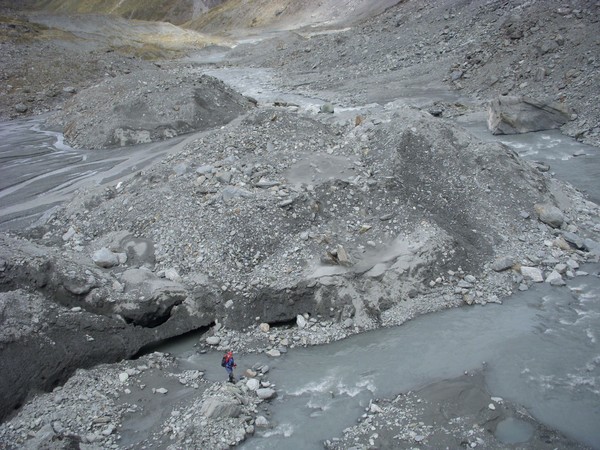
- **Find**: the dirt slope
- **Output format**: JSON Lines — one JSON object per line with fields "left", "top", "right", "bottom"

{"left": 186, "top": 0, "right": 402, "bottom": 34}
{"left": 0, "top": 0, "right": 226, "bottom": 24}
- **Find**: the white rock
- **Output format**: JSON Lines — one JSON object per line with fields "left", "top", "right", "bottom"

{"left": 92, "top": 247, "right": 119, "bottom": 268}
{"left": 164, "top": 268, "right": 181, "bottom": 281}
{"left": 256, "top": 388, "right": 276, "bottom": 400}
{"left": 520, "top": 266, "right": 544, "bottom": 282}
{"left": 116, "top": 252, "right": 128, "bottom": 264}
{"left": 246, "top": 378, "right": 260, "bottom": 391}
{"left": 266, "top": 349, "right": 281, "bottom": 357}
{"left": 259, "top": 323, "right": 270, "bottom": 333}
{"left": 155, "top": 388, "right": 168, "bottom": 394}
{"left": 488, "top": 403, "right": 496, "bottom": 410}
{"left": 206, "top": 336, "right": 220, "bottom": 345}
{"left": 118, "top": 372, "right": 129, "bottom": 383}
{"left": 255, "top": 415, "right": 269, "bottom": 427}
{"left": 370, "top": 403, "right": 383, "bottom": 413}
{"left": 296, "top": 314, "right": 307, "bottom": 329}
{"left": 545, "top": 270, "right": 564, "bottom": 284}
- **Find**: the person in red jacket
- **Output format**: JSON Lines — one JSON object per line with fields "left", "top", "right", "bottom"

{"left": 222, "top": 351, "right": 237, "bottom": 383}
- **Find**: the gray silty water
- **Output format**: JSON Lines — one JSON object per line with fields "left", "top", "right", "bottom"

{"left": 228, "top": 266, "right": 599, "bottom": 449}
{"left": 495, "top": 417, "right": 535, "bottom": 445}
{"left": 0, "top": 117, "right": 189, "bottom": 231}
{"left": 458, "top": 113, "right": 600, "bottom": 205}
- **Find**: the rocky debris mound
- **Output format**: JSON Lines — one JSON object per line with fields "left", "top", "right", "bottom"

{"left": 47, "top": 71, "right": 255, "bottom": 149}
{"left": 487, "top": 96, "right": 571, "bottom": 135}
{"left": 32, "top": 101, "right": 594, "bottom": 337}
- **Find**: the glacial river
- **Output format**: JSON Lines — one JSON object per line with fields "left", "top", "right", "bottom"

{"left": 1, "top": 71, "right": 599, "bottom": 449}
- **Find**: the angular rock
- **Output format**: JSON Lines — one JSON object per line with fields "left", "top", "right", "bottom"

{"left": 562, "top": 231, "right": 584, "bottom": 249}
{"left": 583, "top": 238, "right": 600, "bottom": 256}
{"left": 545, "top": 270, "right": 564, "bottom": 285}
{"left": 206, "top": 336, "right": 220, "bottom": 345}
{"left": 336, "top": 245, "right": 351, "bottom": 266}
{"left": 296, "top": 314, "right": 307, "bottom": 329}
{"left": 259, "top": 323, "right": 270, "bottom": 333}
{"left": 200, "top": 398, "right": 241, "bottom": 418}
{"left": 488, "top": 96, "right": 570, "bottom": 135}
{"left": 255, "top": 415, "right": 269, "bottom": 427}
{"left": 491, "top": 256, "right": 515, "bottom": 272}
{"left": 92, "top": 247, "right": 120, "bottom": 268}
{"left": 265, "top": 349, "right": 281, "bottom": 357}
{"left": 520, "top": 266, "right": 544, "bottom": 282}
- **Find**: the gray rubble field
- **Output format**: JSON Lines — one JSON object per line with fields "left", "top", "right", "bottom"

{"left": 1, "top": 0, "right": 600, "bottom": 448}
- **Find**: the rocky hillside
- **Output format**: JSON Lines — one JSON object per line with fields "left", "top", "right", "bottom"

{"left": 226, "top": 0, "right": 600, "bottom": 147}
{"left": 0, "top": 0, "right": 226, "bottom": 24}
{"left": 186, "top": 0, "right": 401, "bottom": 34}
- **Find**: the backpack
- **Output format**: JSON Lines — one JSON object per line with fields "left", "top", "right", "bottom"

{"left": 221, "top": 355, "right": 227, "bottom": 367}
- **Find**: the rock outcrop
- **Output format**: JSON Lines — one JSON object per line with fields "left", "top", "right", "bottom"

{"left": 487, "top": 96, "right": 571, "bottom": 135}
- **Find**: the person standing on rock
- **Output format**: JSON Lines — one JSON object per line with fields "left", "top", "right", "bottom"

{"left": 222, "top": 351, "right": 237, "bottom": 383}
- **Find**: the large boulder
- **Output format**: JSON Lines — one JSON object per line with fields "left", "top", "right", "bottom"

{"left": 487, "top": 96, "right": 570, "bottom": 135}
{"left": 534, "top": 203, "right": 564, "bottom": 229}
{"left": 116, "top": 268, "right": 189, "bottom": 327}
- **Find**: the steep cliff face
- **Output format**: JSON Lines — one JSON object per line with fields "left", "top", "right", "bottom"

{"left": 2, "top": 0, "right": 402, "bottom": 33}
{"left": 186, "top": 0, "right": 402, "bottom": 33}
